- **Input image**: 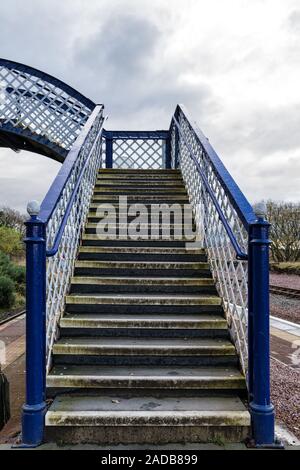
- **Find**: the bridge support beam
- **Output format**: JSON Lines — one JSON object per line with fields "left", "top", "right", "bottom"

{"left": 248, "top": 204, "right": 275, "bottom": 447}
{"left": 21, "top": 202, "right": 46, "bottom": 447}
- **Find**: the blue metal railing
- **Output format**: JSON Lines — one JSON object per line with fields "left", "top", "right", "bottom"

{"left": 172, "top": 115, "right": 248, "bottom": 260}
{"left": 0, "top": 58, "right": 96, "bottom": 161}
{"left": 22, "top": 101, "right": 275, "bottom": 448}
{"left": 169, "top": 104, "right": 275, "bottom": 446}
{"left": 103, "top": 130, "right": 169, "bottom": 169}
{"left": 22, "top": 104, "right": 105, "bottom": 447}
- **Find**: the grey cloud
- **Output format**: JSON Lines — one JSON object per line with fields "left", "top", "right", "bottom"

{"left": 0, "top": 149, "right": 60, "bottom": 213}
{"left": 287, "top": 10, "right": 300, "bottom": 32}
{"left": 213, "top": 104, "right": 300, "bottom": 158}
{"left": 74, "top": 12, "right": 160, "bottom": 104}
{"left": 74, "top": 12, "right": 217, "bottom": 128}
{"left": 77, "top": 13, "right": 159, "bottom": 80}
{"left": 0, "top": 0, "right": 299, "bottom": 208}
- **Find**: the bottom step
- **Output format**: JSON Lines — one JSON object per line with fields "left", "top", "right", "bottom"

{"left": 45, "top": 394, "right": 250, "bottom": 444}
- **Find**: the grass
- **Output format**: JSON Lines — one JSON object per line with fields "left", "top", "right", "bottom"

{"left": 270, "top": 262, "right": 300, "bottom": 275}
{"left": 0, "top": 292, "right": 25, "bottom": 319}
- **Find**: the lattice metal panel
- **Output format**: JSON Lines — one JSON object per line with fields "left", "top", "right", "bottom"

{"left": 113, "top": 138, "right": 165, "bottom": 169}
{"left": 171, "top": 110, "right": 249, "bottom": 375}
{"left": 44, "top": 109, "right": 104, "bottom": 370}
{"left": 0, "top": 60, "right": 94, "bottom": 155}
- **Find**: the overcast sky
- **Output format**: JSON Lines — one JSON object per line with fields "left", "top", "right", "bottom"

{"left": 0, "top": 0, "right": 299, "bottom": 213}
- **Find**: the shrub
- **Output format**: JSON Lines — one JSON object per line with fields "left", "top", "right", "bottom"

{"left": 0, "top": 276, "right": 15, "bottom": 308}
{"left": 0, "top": 251, "right": 26, "bottom": 295}
{"left": 0, "top": 251, "right": 11, "bottom": 277}
{"left": 0, "top": 252, "right": 15, "bottom": 278}
{"left": 9, "top": 265, "right": 26, "bottom": 285}
{"left": 0, "top": 226, "right": 24, "bottom": 256}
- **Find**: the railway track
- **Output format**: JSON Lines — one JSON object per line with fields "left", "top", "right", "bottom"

{"left": 270, "top": 285, "right": 300, "bottom": 300}
{"left": 0, "top": 310, "right": 26, "bottom": 326}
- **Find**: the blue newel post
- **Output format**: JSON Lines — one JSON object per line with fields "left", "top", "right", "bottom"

{"left": 248, "top": 202, "right": 275, "bottom": 446}
{"left": 21, "top": 201, "right": 46, "bottom": 447}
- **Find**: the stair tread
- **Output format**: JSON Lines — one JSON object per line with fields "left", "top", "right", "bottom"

{"left": 53, "top": 336, "right": 235, "bottom": 354}
{"left": 54, "top": 336, "right": 233, "bottom": 344}
{"left": 61, "top": 313, "right": 225, "bottom": 320}
{"left": 66, "top": 294, "right": 221, "bottom": 306}
{"left": 48, "top": 364, "right": 244, "bottom": 381}
{"left": 46, "top": 394, "right": 250, "bottom": 426}
{"left": 71, "top": 277, "right": 213, "bottom": 285}
{"left": 60, "top": 313, "right": 227, "bottom": 329}
{"left": 75, "top": 261, "right": 208, "bottom": 267}
{"left": 79, "top": 247, "right": 202, "bottom": 254}
{"left": 94, "top": 182, "right": 185, "bottom": 185}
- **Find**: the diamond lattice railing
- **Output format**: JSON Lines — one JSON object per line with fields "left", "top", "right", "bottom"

{"left": 40, "top": 106, "right": 104, "bottom": 370}
{"left": 170, "top": 106, "right": 250, "bottom": 375}
{"left": 0, "top": 59, "right": 95, "bottom": 158}
{"left": 102, "top": 130, "right": 170, "bottom": 169}
{"left": 113, "top": 138, "right": 164, "bottom": 169}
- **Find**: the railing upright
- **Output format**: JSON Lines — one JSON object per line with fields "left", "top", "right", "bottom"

{"left": 248, "top": 204, "right": 275, "bottom": 445}
{"left": 22, "top": 202, "right": 46, "bottom": 447}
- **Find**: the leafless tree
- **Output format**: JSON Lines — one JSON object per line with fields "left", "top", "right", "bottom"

{"left": 266, "top": 200, "right": 300, "bottom": 262}
{"left": 0, "top": 207, "right": 26, "bottom": 235}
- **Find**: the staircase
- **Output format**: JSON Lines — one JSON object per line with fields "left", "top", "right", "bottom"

{"left": 45, "top": 169, "right": 250, "bottom": 445}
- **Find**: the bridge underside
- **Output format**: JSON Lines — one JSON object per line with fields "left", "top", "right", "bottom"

{"left": 0, "top": 58, "right": 95, "bottom": 164}
{"left": 0, "top": 127, "right": 66, "bottom": 162}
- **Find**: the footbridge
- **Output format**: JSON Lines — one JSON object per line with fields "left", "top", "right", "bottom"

{"left": 0, "top": 59, "right": 276, "bottom": 448}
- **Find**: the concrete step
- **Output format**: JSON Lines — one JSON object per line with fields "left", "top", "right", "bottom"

{"left": 53, "top": 336, "right": 235, "bottom": 357}
{"left": 45, "top": 394, "right": 250, "bottom": 444}
{"left": 85, "top": 222, "right": 195, "bottom": 229}
{"left": 59, "top": 312, "right": 226, "bottom": 331}
{"left": 74, "top": 260, "right": 210, "bottom": 278}
{"left": 47, "top": 365, "right": 245, "bottom": 390}
{"left": 96, "top": 179, "right": 184, "bottom": 185}
{"left": 84, "top": 223, "right": 196, "bottom": 237}
{"left": 98, "top": 169, "right": 181, "bottom": 174}
{"left": 78, "top": 246, "right": 204, "bottom": 263}
{"left": 81, "top": 235, "right": 191, "bottom": 248}
{"left": 59, "top": 312, "right": 227, "bottom": 338}
{"left": 65, "top": 293, "right": 221, "bottom": 305}
{"left": 86, "top": 214, "right": 195, "bottom": 225}
{"left": 89, "top": 203, "right": 192, "bottom": 212}
{"left": 92, "top": 195, "right": 190, "bottom": 203}
{"left": 95, "top": 180, "right": 185, "bottom": 188}
{"left": 65, "top": 294, "right": 221, "bottom": 316}
{"left": 97, "top": 172, "right": 181, "bottom": 178}
{"left": 93, "top": 187, "right": 187, "bottom": 195}
{"left": 78, "top": 247, "right": 203, "bottom": 254}
{"left": 70, "top": 276, "right": 215, "bottom": 294}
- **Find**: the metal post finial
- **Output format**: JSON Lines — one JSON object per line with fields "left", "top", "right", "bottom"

{"left": 27, "top": 200, "right": 40, "bottom": 217}
{"left": 253, "top": 201, "right": 267, "bottom": 219}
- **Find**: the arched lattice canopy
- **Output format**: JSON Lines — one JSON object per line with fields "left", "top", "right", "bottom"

{"left": 0, "top": 59, "right": 96, "bottom": 162}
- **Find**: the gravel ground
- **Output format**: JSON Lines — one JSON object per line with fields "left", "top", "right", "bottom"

{"left": 270, "top": 273, "right": 300, "bottom": 289}
{"left": 270, "top": 293, "right": 300, "bottom": 324}
{"left": 271, "top": 358, "right": 300, "bottom": 440}
{"left": 269, "top": 273, "right": 300, "bottom": 324}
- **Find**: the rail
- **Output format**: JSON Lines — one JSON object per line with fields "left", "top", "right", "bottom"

{"left": 169, "top": 104, "right": 275, "bottom": 446}
{"left": 22, "top": 104, "right": 105, "bottom": 446}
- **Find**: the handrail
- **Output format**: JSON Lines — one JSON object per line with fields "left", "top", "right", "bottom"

{"left": 39, "top": 105, "right": 104, "bottom": 224}
{"left": 174, "top": 104, "right": 257, "bottom": 229}
{"left": 172, "top": 115, "right": 248, "bottom": 260}
{"left": 45, "top": 125, "right": 105, "bottom": 257}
